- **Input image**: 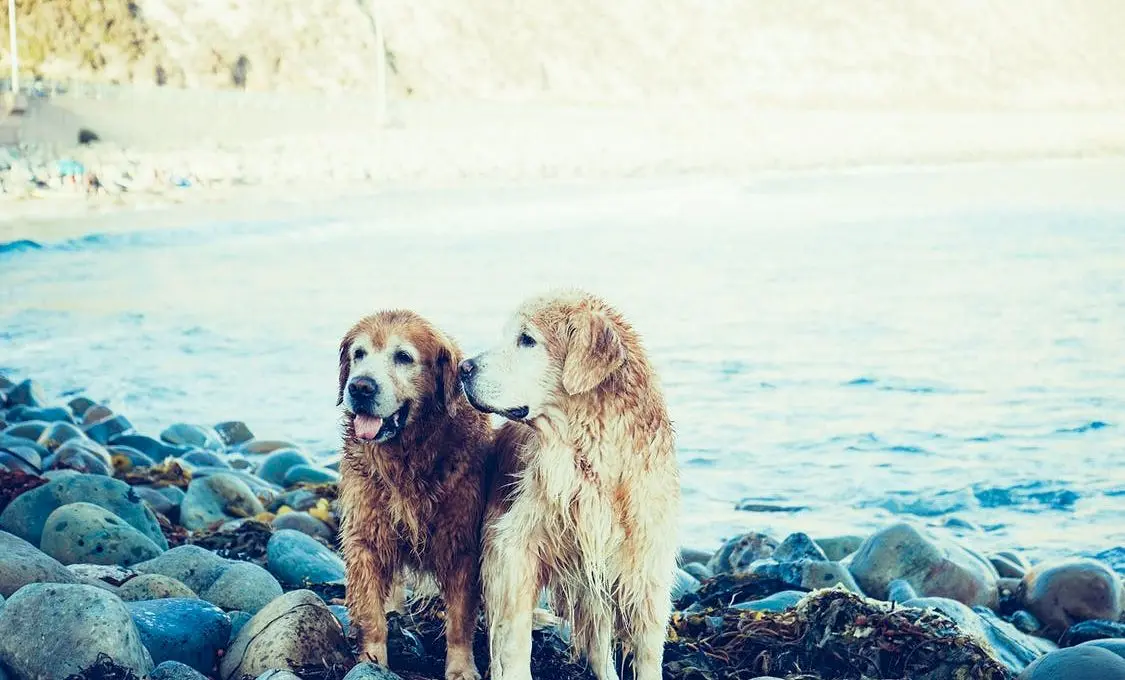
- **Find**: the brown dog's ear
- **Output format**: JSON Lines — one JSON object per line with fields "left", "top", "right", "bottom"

{"left": 337, "top": 335, "right": 353, "bottom": 406}
{"left": 562, "top": 308, "right": 626, "bottom": 395}
{"left": 434, "top": 340, "right": 463, "bottom": 412}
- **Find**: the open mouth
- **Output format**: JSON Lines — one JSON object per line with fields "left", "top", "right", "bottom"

{"left": 352, "top": 401, "right": 410, "bottom": 443}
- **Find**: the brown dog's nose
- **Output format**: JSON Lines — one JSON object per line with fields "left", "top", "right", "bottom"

{"left": 348, "top": 376, "right": 378, "bottom": 399}
{"left": 458, "top": 359, "right": 477, "bottom": 380}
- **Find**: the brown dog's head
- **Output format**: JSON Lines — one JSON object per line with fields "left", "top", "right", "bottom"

{"left": 459, "top": 290, "right": 627, "bottom": 421}
{"left": 337, "top": 310, "right": 462, "bottom": 444}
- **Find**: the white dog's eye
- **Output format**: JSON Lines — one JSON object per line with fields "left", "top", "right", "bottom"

{"left": 353, "top": 348, "right": 367, "bottom": 362}
{"left": 393, "top": 349, "right": 414, "bottom": 365}
{"left": 517, "top": 332, "right": 537, "bottom": 348}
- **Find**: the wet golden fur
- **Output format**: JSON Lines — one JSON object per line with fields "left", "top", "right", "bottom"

{"left": 336, "top": 310, "right": 493, "bottom": 680}
{"left": 473, "top": 291, "right": 682, "bottom": 680}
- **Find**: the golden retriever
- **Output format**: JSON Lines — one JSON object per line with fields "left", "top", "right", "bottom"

{"left": 460, "top": 290, "right": 681, "bottom": 680}
{"left": 336, "top": 310, "right": 493, "bottom": 680}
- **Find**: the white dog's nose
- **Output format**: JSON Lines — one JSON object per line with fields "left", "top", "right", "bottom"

{"left": 458, "top": 359, "right": 477, "bottom": 380}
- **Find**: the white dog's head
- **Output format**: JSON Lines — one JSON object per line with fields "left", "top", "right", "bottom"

{"left": 459, "top": 291, "right": 628, "bottom": 421}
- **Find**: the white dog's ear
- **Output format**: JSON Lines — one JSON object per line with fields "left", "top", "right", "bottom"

{"left": 562, "top": 309, "right": 626, "bottom": 395}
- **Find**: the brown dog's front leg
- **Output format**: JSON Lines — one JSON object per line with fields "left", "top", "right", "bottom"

{"left": 441, "top": 556, "right": 482, "bottom": 680}
{"left": 345, "top": 543, "right": 392, "bottom": 665}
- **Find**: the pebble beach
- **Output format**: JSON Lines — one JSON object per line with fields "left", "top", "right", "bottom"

{"left": 1, "top": 368, "right": 1124, "bottom": 680}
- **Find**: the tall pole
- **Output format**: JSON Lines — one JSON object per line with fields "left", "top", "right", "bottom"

{"left": 371, "top": 0, "right": 386, "bottom": 128}
{"left": 6, "top": 0, "right": 17, "bottom": 94}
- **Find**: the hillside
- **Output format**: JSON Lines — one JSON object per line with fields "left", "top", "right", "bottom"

{"left": 2, "top": 0, "right": 1125, "bottom": 109}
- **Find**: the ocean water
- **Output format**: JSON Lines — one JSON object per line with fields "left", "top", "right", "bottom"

{"left": 3, "top": 160, "right": 1124, "bottom": 565}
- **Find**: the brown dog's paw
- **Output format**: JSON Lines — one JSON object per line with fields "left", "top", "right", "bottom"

{"left": 445, "top": 666, "right": 482, "bottom": 680}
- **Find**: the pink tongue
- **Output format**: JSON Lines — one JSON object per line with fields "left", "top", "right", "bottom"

{"left": 354, "top": 415, "right": 384, "bottom": 441}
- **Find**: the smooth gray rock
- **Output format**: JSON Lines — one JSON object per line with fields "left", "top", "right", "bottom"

{"left": 256, "top": 672, "right": 303, "bottom": 680}
{"left": 282, "top": 464, "right": 339, "bottom": 486}
{"left": 128, "top": 598, "right": 231, "bottom": 673}
{"left": 1080, "top": 638, "right": 1125, "bottom": 661}
{"left": 975, "top": 606, "right": 1058, "bottom": 673}
{"left": 671, "top": 568, "right": 701, "bottom": 601}
{"left": 0, "top": 530, "right": 79, "bottom": 596}
{"left": 772, "top": 532, "right": 829, "bottom": 563}
{"left": 238, "top": 440, "right": 300, "bottom": 456}
{"left": 343, "top": 662, "right": 404, "bottom": 679}
{"left": 35, "top": 422, "right": 85, "bottom": 452}
{"left": 181, "top": 450, "right": 230, "bottom": 469}
{"left": 117, "top": 573, "right": 197, "bottom": 601}
{"left": 135, "top": 486, "right": 184, "bottom": 520}
{"left": 266, "top": 529, "right": 345, "bottom": 585}
{"left": 44, "top": 438, "right": 114, "bottom": 475}
{"left": 133, "top": 546, "right": 282, "bottom": 613}
{"left": 731, "top": 590, "right": 805, "bottom": 613}
{"left": 256, "top": 449, "right": 312, "bottom": 486}
{"left": 161, "top": 424, "right": 225, "bottom": 452}
{"left": 0, "top": 583, "right": 154, "bottom": 679}
{"left": 1020, "top": 559, "right": 1124, "bottom": 637}
{"left": 4, "top": 380, "right": 46, "bottom": 408}
{"left": 150, "top": 661, "right": 209, "bottom": 680}
{"left": 816, "top": 535, "right": 865, "bottom": 561}
{"left": 887, "top": 578, "right": 919, "bottom": 603}
{"left": 84, "top": 414, "right": 135, "bottom": 444}
{"left": 848, "top": 522, "right": 999, "bottom": 607}
{"left": 681, "top": 561, "right": 712, "bottom": 581}
{"left": 6, "top": 406, "right": 74, "bottom": 424}
{"left": 108, "top": 434, "right": 185, "bottom": 461}
{"left": 67, "top": 563, "right": 137, "bottom": 591}
{"left": 108, "top": 444, "right": 157, "bottom": 469}
{"left": 707, "top": 531, "right": 778, "bottom": 574}
{"left": 750, "top": 558, "right": 864, "bottom": 594}
{"left": 0, "top": 471, "right": 167, "bottom": 549}
{"left": 219, "top": 589, "right": 351, "bottom": 680}
{"left": 271, "top": 511, "right": 334, "bottom": 542}
{"left": 40, "top": 502, "right": 164, "bottom": 566}
{"left": 214, "top": 421, "right": 255, "bottom": 447}
{"left": 67, "top": 397, "right": 97, "bottom": 418}
{"left": 180, "top": 473, "right": 266, "bottom": 531}
{"left": 1017, "top": 645, "right": 1125, "bottom": 679}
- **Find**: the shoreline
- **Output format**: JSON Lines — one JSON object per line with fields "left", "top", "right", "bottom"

{"left": 4, "top": 95, "right": 1125, "bottom": 238}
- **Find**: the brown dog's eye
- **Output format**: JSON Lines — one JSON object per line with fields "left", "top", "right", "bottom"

{"left": 353, "top": 348, "right": 367, "bottom": 362}
{"left": 394, "top": 350, "right": 414, "bottom": 365}
{"left": 518, "top": 332, "right": 537, "bottom": 348}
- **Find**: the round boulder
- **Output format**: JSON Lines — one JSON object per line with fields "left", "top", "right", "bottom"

{"left": 128, "top": 597, "right": 231, "bottom": 673}
{"left": 219, "top": 589, "right": 351, "bottom": 680}
{"left": 0, "top": 471, "right": 168, "bottom": 548}
{"left": 40, "top": 502, "right": 164, "bottom": 566}
{"left": 255, "top": 449, "right": 312, "bottom": 486}
{"left": 84, "top": 414, "right": 135, "bottom": 445}
{"left": 151, "top": 660, "right": 210, "bottom": 680}
{"left": 282, "top": 464, "right": 339, "bottom": 486}
{"left": 1017, "top": 645, "right": 1125, "bottom": 679}
{"left": 271, "top": 511, "right": 334, "bottom": 542}
{"left": 1020, "top": 559, "right": 1124, "bottom": 637}
{"left": 118, "top": 573, "right": 197, "bottom": 601}
{"left": 161, "top": 424, "right": 225, "bottom": 452}
{"left": 0, "top": 530, "right": 79, "bottom": 597}
{"left": 43, "top": 438, "right": 114, "bottom": 475}
{"left": 847, "top": 523, "right": 999, "bottom": 607}
{"left": 266, "top": 529, "right": 345, "bottom": 585}
{"left": 180, "top": 473, "right": 266, "bottom": 531}
{"left": 0, "top": 583, "right": 154, "bottom": 679}
{"left": 707, "top": 531, "right": 778, "bottom": 574}
{"left": 35, "top": 422, "right": 85, "bottom": 452}
{"left": 133, "top": 545, "right": 282, "bottom": 614}
{"left": 4, "top": 380, "right": 46, "bottom": 408}
{"left": 214, "top": 421, "right": 255, "bottom": 447}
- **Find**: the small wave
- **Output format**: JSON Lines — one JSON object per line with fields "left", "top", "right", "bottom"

{"left": 973, "top": 481, "right": 1080, "bottom": 511}
{"left": 1055, "top": 421, "right": 1110, "bottom": 434}
{"left": 0, "top": 239, "right": 44, "bottom": 255}
{"left": 842, "top": 376, "right": 955, "bottom": 394}
{"left": 1090, "top": 547, "right": 1125, "bottom": 575}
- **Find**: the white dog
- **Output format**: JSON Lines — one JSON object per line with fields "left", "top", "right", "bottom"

{"left": 460, "top": 290, "right": 681, "bottom": 680}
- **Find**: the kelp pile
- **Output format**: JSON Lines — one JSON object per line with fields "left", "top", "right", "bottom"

{"left": 63, "top": 654, "right": 141, "bottom": 680}
{"left": 115, "top": 458, "right": 192, "bottom": 488}
{"left": 664, "top": 589, "right": 1010, "bottom": 680}
{"left": 0, "top": 468, "right": 47, "bottom": 513}
{"left": 189, "top": 518, "right": 275, "bottom": 563}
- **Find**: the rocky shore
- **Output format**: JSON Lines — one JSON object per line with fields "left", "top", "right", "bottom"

{"left": 1, "top": 372, "right": 1123, "bottom": 680}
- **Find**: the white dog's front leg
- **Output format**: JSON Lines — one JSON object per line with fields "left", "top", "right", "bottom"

{"left": 482, "top": 516, "right": 538, "bottom": 680}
